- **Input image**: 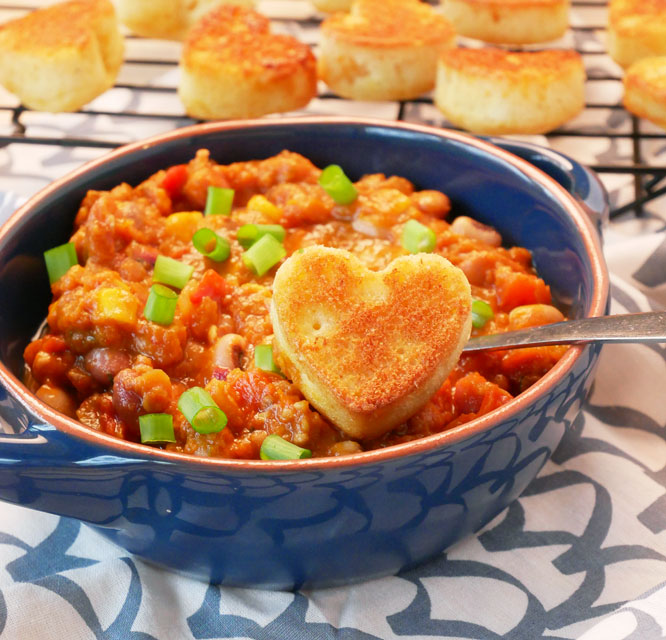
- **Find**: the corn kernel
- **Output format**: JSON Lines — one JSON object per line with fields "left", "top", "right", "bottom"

{"left": 164, "top": 211, "right": 204, "bottom": 242}
{"left": 93, "top": 287, "right": 139, "bottom": 328}
{"left": 247, "top": 195, "right": 282, "bottom": 222}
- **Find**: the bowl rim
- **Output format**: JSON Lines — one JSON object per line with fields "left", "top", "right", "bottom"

{"left": 0, "top": 116, "right": 609, "bottom": 471}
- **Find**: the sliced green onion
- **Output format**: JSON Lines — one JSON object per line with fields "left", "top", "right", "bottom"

{"left": 139, "top": 413, "right": 176, "bottom": 444}
{"left": 144, "top": 284, "right": 179, "bottom": 325}
{"left": 471, "top": 299, "right": 494, "bottom": 329}
{"left": 153, "top": 255, "right": 194, "bottom": 289}
{"left": 44, "top": 242, "right": 78, "bottom": 284}
{"left": 177, "top": 386, "right": 227, "bottom": 434}
{"left": 237, "top": 224, "right": 286, "bottom": 249}
{"left": 242, "top": 234, "right": 286, "bottom": 277}
{"left": 401, "top": 219, "right": 436, "bottom": 254}
{"left": 318, "top": 165, "right": 357, "bottom": 205}
{"left": 255, "top": 344, "right": 283, "bottom": 376}
{"left": 204, "top": 186, "right": 234, "bottom": 216}
{"left": 260, "top": 434, "right": 312, "bottom": 460}
{"left": 193, "top": 228, "right": 230, "bottom": 262}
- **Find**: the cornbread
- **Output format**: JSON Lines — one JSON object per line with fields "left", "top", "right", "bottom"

{"left": 271, "top": 247, "right": 472, "bottom": 441}
{"left": 0, "top": 0, "right": 123, "bottom": 112}
{"left": 623, "top": 57, "right": 666, "bottom": 129}
{"left": 312, "top": 0, "right": 353, "bottom": 11}
{"left": 439, "top": 0, "right": 570, "bottom": 45}
{"left": 115, "top": 0, "right": 255, "bottom": 41}
{"left": 435, "top": 48, "right": 585, "bottom": 134}
{"left": 607, "top": 0, "right": 666, "bottom": 68}
{"left": 178, "top": 5, "right": 317, "bottom": 120}
{"left": 318, "top": 0, "right": 456, "bottom": 101}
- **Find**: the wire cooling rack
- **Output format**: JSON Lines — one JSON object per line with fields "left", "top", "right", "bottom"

{"left": 0, "top": 0, "right": 665, "bottom": 219}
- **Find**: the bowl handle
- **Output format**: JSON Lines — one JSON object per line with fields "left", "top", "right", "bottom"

{"left": 0, "top": 382, "right": 115, "bottom": 511}
{"left": 488, "top": 138, "right": 609, "bottom": 232}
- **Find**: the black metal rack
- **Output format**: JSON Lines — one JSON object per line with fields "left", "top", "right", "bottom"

{"left": 1, "top": 0, "right": 665, "bottom": 218}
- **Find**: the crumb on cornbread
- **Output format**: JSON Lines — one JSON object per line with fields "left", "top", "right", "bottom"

{"left": 434, "top": 47, "right": 585, "bottom": 135}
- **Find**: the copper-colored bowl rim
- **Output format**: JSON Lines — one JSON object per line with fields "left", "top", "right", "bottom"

{"left": 0, "top": 117, "right": 609, "bottom": 472}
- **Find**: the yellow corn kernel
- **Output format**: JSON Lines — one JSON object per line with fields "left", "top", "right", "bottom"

{"left": 164, "top": 211, "right": 203, "bottom": 242}
{"left": 93, "top": 287, "right": 139, "bottom": 328}
{"left": 247, "top": 195, "right": 282, "bottom": 222}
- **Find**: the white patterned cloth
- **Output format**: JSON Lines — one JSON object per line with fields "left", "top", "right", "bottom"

{"left": 0, "top": 1, "right": 665, "bottom": 638}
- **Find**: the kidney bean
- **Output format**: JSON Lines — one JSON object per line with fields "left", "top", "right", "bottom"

{"left": 84, "top": 348, "right": 131, "bottom": 385}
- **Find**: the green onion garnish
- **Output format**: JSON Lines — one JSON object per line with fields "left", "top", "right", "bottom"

{"left": 401, "top": 219, "right": 436, "bottom": 254}
{"left": 44, "top": 242, "right": 78, "bottom": 284}
{"left": 204, "top": 186, "right": 234, "bottom": 216}
{"left": 255, "top": 344, "right": 283, "bottom": 376}
{"left": 177, "top": 386, "right": 227, "bottom": 434}
{"left": 242, "top": 234, "right": 286, "bottom": 277}
{"left": 237, "top": 224, "right": 286, "bottom": 249}
{"left": 153, "top": 255, "right": 194, "bottom": 290}
{"left": 318, "top": 165, "right": 358, "bottom": 205}
{"left": 139, "top": 413, "right": 176, "bottom": 444}
{"left": 260, "top": 434, "right": 312, "bottom": 460}
{"left": 193, "top": 228, "right": 230, "bottom": 262}
{"left": 471, "top": 299, "right": 494, "bottom": 329}
{"left": 144, "top": 284, "right": 179, "bottom": 325}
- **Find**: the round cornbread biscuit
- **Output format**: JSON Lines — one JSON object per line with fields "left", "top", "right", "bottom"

{"left": 607, "top": 0, "right": 666, "bottom": 68}
{"left": 0, "top": 0, "right": 123, "bottom": 112}
{"left": 318, "top": 0, "right": 456, "bottom": 101}
{"left": 434, "top": 48, "right": 585, "bottom": 134}
{"left": 312, "top": 0, "right": 353, "bottom": 12}
{"left": 439, "top": 0, "right": 570, "bottom": 45}
{"left": 179, "top": 5, "right": 317, "bottom": 120}
{"left": 115, "top": 0, "right": 255, "bottom": 41}
{"left": 623, "top": 57, "right": 666, "bottom": 129}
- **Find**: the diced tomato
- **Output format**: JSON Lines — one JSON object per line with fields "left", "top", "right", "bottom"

{"left": 495, "top": 268, "right": 551, "bottom": 312}
{"left": 453, "top": 371, "right": 512, "bottom": 416}
{"left": 189, "top": 269, "right": 230, "bottom": 305}
{"left": 162, "top": 164, "right": 188, "bottom": 200}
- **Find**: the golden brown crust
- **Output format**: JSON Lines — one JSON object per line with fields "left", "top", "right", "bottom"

{"left": 182, "top": 6, "right": 314, "bottom": 79}
{"left": 270, "top": 246, "right": 472, "bottom": 440}
{"left": 439, "top": 48, "right": 582, "bottom": 79}
{"left": 179, "top": 5, "right": 317, "bottom": 118}
{"left": 0, "top": 0, "right": 115, "bottom": 52}
{"left": 321, "top": 0, "right": 455, "bottom": 48}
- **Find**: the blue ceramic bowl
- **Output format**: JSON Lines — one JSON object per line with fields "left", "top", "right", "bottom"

{"left": 0, "top": 118, "right": 608, "bottom": 589}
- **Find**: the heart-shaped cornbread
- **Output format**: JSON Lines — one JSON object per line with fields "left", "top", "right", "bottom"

{"left": 270, "top": 246, "right": 472, "bottom": 440}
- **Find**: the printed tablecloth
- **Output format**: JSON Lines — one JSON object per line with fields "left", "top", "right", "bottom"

{"left": 0, "top": 1, "right": 665, "bottom": 638}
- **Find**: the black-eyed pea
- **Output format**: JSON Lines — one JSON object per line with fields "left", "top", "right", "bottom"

{"left": 450, "top": 216, "right": 502, "bottom": 246}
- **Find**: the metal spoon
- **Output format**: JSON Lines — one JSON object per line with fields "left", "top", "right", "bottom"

{"left": 462, "top": 311, "right": 666, "bottom": 352}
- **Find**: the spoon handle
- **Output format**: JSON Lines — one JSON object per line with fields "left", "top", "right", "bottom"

{"left": 463, "top": 311, "right": 666, "bottom": 353}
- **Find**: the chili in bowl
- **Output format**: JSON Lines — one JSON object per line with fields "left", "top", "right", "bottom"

{"left": 0, "top": 118, "right": 608, "bottom": 588}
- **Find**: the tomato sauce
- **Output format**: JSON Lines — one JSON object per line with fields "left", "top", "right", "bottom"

{"left": 24, "top": 150, "right": 566, "bottom": 458}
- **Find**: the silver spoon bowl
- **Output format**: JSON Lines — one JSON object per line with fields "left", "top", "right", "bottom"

{"left": 463, "top": 311, "right": 666, "bottom": 352}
